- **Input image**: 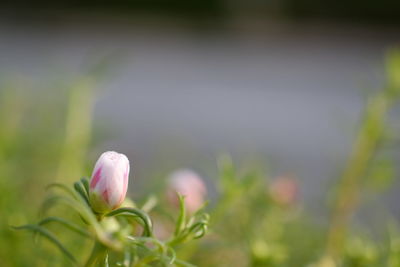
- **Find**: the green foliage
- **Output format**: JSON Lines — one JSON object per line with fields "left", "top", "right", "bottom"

{"left": 14, "top": 176, "right": 210, "bottom": 266}
{"left": 3, "top": 48, "right": 400, "bottom": 266}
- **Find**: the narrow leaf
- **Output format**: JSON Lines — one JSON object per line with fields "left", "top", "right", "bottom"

{"left": 38, "top": 216, "right": 92, "bottom": 238}
{"left": 46, "top": 183, "right": 76, "bottom": 198}
{"left": 106, "top": 208, "right": 153, "bottom": 237}
{"left": 104, "top": 253, "right": 109, "bottom": 267}
{"left": 174, "top": 259, "right": 196, "bottom": 267}
{"left": 174, "top": 193, "right": 186, "bottom": 237}
{"left": 74, "top": 181, "right": 90, "bottom": 206}
{"left": 141, "top": 195, "right": 158, "bottom": 213}
{"left": 39, "top": 195, "right": 63, "bottom": 216}
{"left": 12, "top": 224, "right": 77, "bottom": 264}
{"left": 81, "top": 177, "right": 90, "bottom": 196}
{"left": 167, "top": 247, "right": 177, "bottom": 264}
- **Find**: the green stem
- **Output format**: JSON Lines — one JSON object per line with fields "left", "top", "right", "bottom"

{"left": 84, "top": 241, "right": 108, "bottom": 267}
{"left": 325, "top": 91, "right": 394, "bottom": 260}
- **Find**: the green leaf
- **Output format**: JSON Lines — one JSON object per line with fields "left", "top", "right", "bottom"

{"left": 141, "top": 195, "right": 158, "bottom": 213}
{"left": 167, "top": 246, "right": 177, "bottom": 264}
{"left": 174, "top": 193, "right": 186, "bottom": 237}
{"left": 46, "top": 183, "right": 76, "bottom": 198}
{"left": 81, "top": 177, "right": 90, "bottom": 197}
{"left": 104, "top": 253, "right": 109, "bottom": 267}
{"left": 74, "top": 181, "right": 90, "bottom": 206}
{"left": 84, "top": 241, "right": 108, "bottom": 267}
{"left": 39, "top": 195, "right": 64, "bottom": 216}
{"left": 188, "top": 220, "right": 208, "bottom": 239}
{"left": 174, "top": 259, "right": 196, "bottom": 267}
{"left": 386, "top": 48, "right": 400, "bottom": 93}
{"left": 12, "top": 224, "right": 78, "bottom": 264}
{"left": 106, "top": 208, "right": 153, "bottom": 237}
{"left": 38, "top": 216, "right": 92, "bottom": 238}
{"left": 122, "top": 248, "right": 133, "bottom": 267}
{"left": 128, "top": 236, "right": 167, "bottom": 257}
{"left": 39, "top": 193, "right": 116, "bottom": 249}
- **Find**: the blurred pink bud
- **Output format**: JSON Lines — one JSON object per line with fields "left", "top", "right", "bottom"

{"left": 89, "top": 151, "right": 130, "bottom": 214}
{"left": 153, "top": 217, "right": 172, "bottom": 241}
{"left": 167, "top": 169, "right": 207, "bottom": 214}
{"left": 269, "top": 174, "right": 299, "bottom": 207}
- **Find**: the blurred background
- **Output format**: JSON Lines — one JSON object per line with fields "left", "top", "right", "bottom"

{"left": 1, "top": 1, "right": 400, "bottom": 266}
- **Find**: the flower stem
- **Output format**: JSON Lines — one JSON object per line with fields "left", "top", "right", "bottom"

{"left": 84, "top": 241, "right": 108, "bottom": 267}
{"left": 325, "top": 89, "right": 395, "bottom": 260}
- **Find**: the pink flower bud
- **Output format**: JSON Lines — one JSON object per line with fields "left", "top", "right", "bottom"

{"left": 89, "top": 151, "right": 130, "bottom": 214}
{"left": 269, "top": 173, "right": 299, "bottom": 207}
{"left": 166, "top": 169, "right": 207, "bottom": 214}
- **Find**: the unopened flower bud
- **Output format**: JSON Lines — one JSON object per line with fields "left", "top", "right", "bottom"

{"left": 269, "top": 174, "right": 299, "bottom": 207}
{"left": 89, "top": 151, "right": 130, "bottom": 214}
{"left": 167, "top": 169, "right": 207, "bottom": 213}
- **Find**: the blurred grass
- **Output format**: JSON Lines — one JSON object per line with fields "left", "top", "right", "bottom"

{"left": 0, "top": 48, "right": 400, "bottom": 266}
{"left": 0, "top": 75, "right": 96, "bottom": 266}
{"left": 325, "top": 49, "right": 400, "bottom": 261}
{"left": 153, "top": 48, "right": 400, "bottom": 267}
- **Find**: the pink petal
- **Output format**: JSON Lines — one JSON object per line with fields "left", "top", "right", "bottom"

{"left": 90, "top": 167, "right": 102, "bottom": 189}
{"left": 102, "top": 189, "right": 109, "bottom": 203}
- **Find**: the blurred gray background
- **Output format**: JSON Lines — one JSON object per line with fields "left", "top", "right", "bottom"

{"left": 1, "top": 10, "right": 399, "bottom": 216}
